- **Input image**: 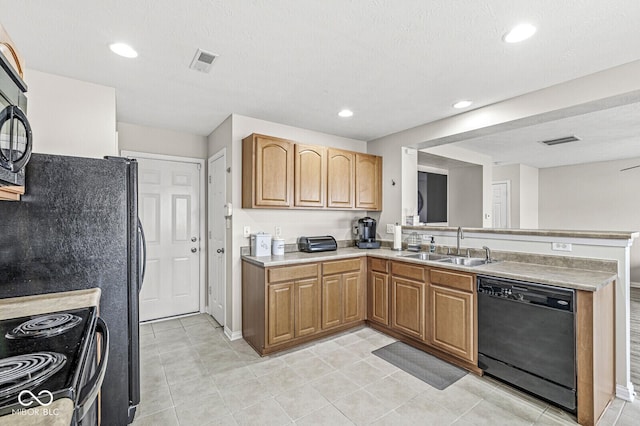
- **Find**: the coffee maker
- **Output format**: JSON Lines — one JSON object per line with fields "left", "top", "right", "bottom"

{"left": 355, "top": 217, "right": 381, "bottom": 249}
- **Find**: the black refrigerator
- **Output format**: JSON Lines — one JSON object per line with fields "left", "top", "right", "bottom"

{"left": 0, "top": 153, "right": 144, "bottom": 425}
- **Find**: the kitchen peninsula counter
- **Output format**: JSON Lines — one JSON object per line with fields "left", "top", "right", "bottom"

{"left": 242, "top": 247, "right": 616, "bottom": 292}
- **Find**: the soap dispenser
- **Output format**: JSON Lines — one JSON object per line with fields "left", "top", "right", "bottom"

{"left": 429, "top": 236, "right": 436, "bottom": 253}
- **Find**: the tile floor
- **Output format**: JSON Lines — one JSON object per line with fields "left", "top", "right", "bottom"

{"left": 133, "top": 314, "right": 639, "bottom": 426}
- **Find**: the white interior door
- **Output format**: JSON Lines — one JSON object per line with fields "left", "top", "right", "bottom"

{"left": 208, "top": 152, "right": 226, "bottom": 325}
{"left": 138, "top": 157, "right": 201, "bottom": 321}
{"left": 492, "top": 181, "right": 510, "bottom": 228}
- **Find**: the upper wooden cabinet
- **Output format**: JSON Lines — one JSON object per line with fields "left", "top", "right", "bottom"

{"left": 294, "top": 144, "right": 326, "bottom": 207}
{"left": 355, "top": 153, "right": 382, "bottom": 210}
{"left": 242, "top": 134, "right": 294, "bottom": 208}
{"left": 326, "top": 148, "right": 355, "bottom": 209}
{"left": 242, "top": 133, "right": 382, "bottom": 211}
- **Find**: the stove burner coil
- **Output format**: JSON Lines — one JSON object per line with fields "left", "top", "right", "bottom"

{"left": 5, "top": 313, "right": 82, "bottom": 339}
{"left": 0, "top": 352, "right": 66, "bottom": 400}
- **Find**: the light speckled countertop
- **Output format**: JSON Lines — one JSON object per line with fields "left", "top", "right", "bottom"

{"left": 0, "top": 288, "right": 101, "bottom": 320}
{"left": 242, "top": 248, "right": 616, "bottom": 292}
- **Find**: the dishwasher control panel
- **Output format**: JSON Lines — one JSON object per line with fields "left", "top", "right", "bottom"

{"left": 477, "top": 276, "right": 574, "bottom": 312}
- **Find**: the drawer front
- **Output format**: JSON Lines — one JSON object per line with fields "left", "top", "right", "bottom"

{"left": 368, "top": 257, "right": 388, "bottom": 273}
{"left": 268, "top": 263, "right": 318, "bottom": 283}
{"left": 430, "top": 268, "right": 474, "bottom": 293}
{"left": 322, "top": 258, "right": 361, "bottom": 275}
{"left": 391, "top": 261, "right": 425, "bottom": 282}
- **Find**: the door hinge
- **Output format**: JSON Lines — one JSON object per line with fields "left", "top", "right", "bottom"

{"left": 209, "top": 230, "right": 212, "bottom": 239}
{"left": 208, "top": 286, "right": 212, "bottom": 295}
{"left": 197, "top": 163, "right": 202, "bottom": 170}
{"left": 208, "top": 176, "right": 212, "bottom": 184}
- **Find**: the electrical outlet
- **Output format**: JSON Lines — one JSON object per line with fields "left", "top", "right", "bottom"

{"left": 552, "top": 242, "right": 572, "bottom": 252}
{"left": 274, "top": 226, "right": 281, "bottom": 237}
{"left": 243, "top": 226, "right": 251, "bottom": 237}
{"left": 422, "top": 234, "right": 430, "bottom": 241}
{"left": 386, "top": 224, "right": 394, "bottom": 234}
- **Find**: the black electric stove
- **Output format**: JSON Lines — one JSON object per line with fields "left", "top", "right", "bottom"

{"left": 0, "top": 307, "right": 97, "bottom": 418}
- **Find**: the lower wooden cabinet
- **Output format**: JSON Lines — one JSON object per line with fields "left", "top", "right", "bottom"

{"left": 268, "top": 277, "right": 320, "bottom": 346}
{"left": 294, "top": 278, "right": 320, "bottom": 337}
{"left": 391, "top": 276, "right": 426, "bottom": 341}
{"left": 242, "top": 258, "right": 364, "bottom": 355}
{"left": 428, "top": 283, "right": 476, "bottom": 363}
{"left": 369, "top": 270, "right": 389, "bottom": 325}
{"left": 321, "top": 269, "right": 364, "bottom": 330}
{"left": 268, "top": 282, "right": 295, "bottom": 345}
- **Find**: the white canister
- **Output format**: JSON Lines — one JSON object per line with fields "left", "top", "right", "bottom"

{"left": 272, "top": 238, "right": 285, "bottom": 256}
{"left": 250, "top": 233, "right": 272, "bottom": 256}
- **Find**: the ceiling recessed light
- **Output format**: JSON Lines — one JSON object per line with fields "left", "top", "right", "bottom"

{"left": 338, "top": 109, "right": 353, "bottom": 118}
{"left": 503, "top": 23, "right": 537, "bottom": 43}
{"left": 452, "top": 100, "right": 472, "bottom": 109}
{"left": 109, "top": 42, "right": 138, "bottom": 58}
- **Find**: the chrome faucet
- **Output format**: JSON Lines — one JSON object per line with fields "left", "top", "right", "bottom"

{"left": 456, "top": 227, "right": 464, "bottom": 255}
{"left": 482, "top": 246, "right": 492, "bottom": 263}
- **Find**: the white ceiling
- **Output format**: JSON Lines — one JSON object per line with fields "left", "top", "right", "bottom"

{"left": 1, "top": 1, "right": 640, "bottom": 144}
{"left": 453, "top": 101, "right": 640, "bottom": 168}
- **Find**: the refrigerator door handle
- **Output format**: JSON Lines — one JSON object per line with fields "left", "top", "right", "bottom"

{"left": 138, "top": 218, "right": 147, "bottom": 291}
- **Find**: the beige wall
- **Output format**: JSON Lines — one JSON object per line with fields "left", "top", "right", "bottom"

{"left": 448, "top": 165, "right": 483, "bottom": 227}
{"left": 539, "top": 157, "right": 640, "bottom": 283}
{"left": 493, "top": 164, "right": 539, "bottom": 229}
{"left": 118, "top": 122, "right": 207, "bottom": 159}
{"left": 208, "top": 114, "right": 367, "bottom": 337}
{"left": 25, "top": 69, "right": 117, "bottom": 158}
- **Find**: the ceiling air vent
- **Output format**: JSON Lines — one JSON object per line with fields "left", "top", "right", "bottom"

{"left": 539, "top": 135, "right": 581, "bottom": 146}
{"left": 189, "top": 48, "right": 218, "bottom": 73}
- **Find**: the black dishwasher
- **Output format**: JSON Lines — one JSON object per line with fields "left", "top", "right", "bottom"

{"left": 477, "top": 275, "right": 576, "bottom": 412}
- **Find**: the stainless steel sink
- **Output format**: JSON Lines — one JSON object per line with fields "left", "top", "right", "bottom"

{"left": 437, "top": 257, "right": 490, "bottom": 267}
{"left": 401, "top": 252, "right": 451, "bottom": 261}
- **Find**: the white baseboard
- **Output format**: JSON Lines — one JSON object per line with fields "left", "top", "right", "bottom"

{"left": 224, "top": 326, "right": 243, "bottom": 341}
{"left": 616, "top": 383, "right": 636, "bottom": 402}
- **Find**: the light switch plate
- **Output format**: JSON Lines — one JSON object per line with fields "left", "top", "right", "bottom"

{"left": 386, "top": 224, "right": 394, "bottom": 234}
{"left": 552, "top": 242, "right": 572, "bottom": 252}
{"left": 243, "top": 226, "right": 251, "bottom": 237}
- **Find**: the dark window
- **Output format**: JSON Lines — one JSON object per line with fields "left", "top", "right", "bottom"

{"left": 418, "top": 171, "right": 447, "bottom": 223}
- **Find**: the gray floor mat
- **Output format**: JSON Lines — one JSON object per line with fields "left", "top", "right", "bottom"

{"left": 372, "top": 341, "right": 467, "bottom": 390}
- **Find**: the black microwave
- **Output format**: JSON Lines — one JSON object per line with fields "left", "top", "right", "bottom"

{"left": 0, "top": 50, "right": 31, "bottom": 199}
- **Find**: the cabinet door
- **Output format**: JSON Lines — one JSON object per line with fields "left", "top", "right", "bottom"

{"left": 343, "top": 271, "right": 363, "bottom": 323}
{"left": 255, "top": 135, "right": 293, "bottom": 207}
{"left": 326, "top": 148, "right": 354, "bottom": 208}
{"left": 368, "top": 271, "right": 389, "bottom": 326}
{"left": 268, "top": 282, "right": 295, "bottom": 345}
{"left": 294, "top": 144, "right": 326, "bottom": 207}
{"left": 321, "top": 275, "right": 343, "bottom": 329}
{"left": 355, "top": 154, "right": 382, "bottom": 211}
{"left": 392, "top": 277, "right": 426, "bottom": 341}
{"left": 429, "top": 284, "right": 476, "bottom": 363}
{"left": 295, "top": 278, "right": 320, "bottom": 337}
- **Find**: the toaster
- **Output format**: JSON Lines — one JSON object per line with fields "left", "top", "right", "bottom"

{"left": 297, "top": 236, "right": 337, "bottom": 253}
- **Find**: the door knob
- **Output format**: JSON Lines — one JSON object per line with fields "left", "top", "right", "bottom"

{"left": 217, "top": 248, "right": 225, "bottom": 253}
{"left": 191, "top": 237, "right": 197, "bottom": 242}
{"left": 191, "top": 247, "right": 197, "bottom": 253}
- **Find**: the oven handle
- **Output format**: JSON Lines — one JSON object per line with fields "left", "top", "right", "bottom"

{"left": 76, "top": 317, "right": 109, "bottom": 422}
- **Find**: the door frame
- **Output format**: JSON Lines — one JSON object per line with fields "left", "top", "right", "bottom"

{"left": 121, "top": 150, "right": 207, "bottom": 315}
{"left": 207, "top": 148, "right": 227, "bottom": 324}
{"left": 492, "top": 180, "right": 511, "bottom": 228}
